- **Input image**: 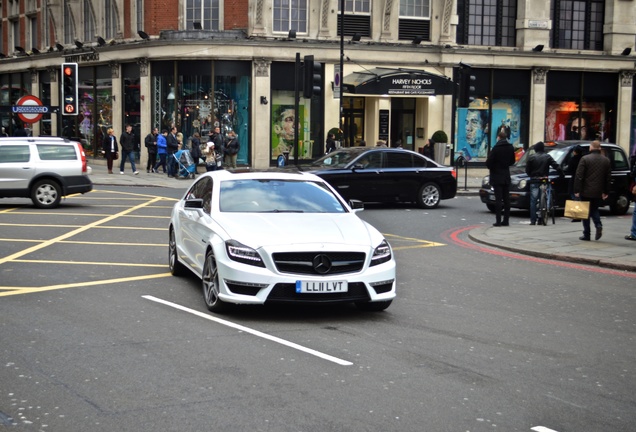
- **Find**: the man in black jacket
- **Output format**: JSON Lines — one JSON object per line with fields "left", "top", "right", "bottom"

{"left": 486, "top": 130, "right": 516, "bottom": 226}
{"left": 525, "top": 141, "right": 562, "bottom": 225}
{"left": 574, "top": 140, "right": 611, "bottom": 241}
{"left": 166, "top": 126, "right": 179, "bottom": 177}
{"left": 119, "top": 124, "right": 138, "bottom": 175}
{"left": 144, "top": 127, "right": 158, "bottom": 173}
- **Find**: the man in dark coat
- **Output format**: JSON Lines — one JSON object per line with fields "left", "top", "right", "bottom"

{"left": 144, "top": 127, "right": 158, "bottom": 173}
{"left": 486, "top": 130, "right": 516, "bottom": 226}
{"left": 574, "top": 140, "right": 611, "bottom": 241}
{"left": 119, "top": 124, "right": 138, "bottom": 175}
{"left": 166, "top": 126, "right": 179, "bottom": 177}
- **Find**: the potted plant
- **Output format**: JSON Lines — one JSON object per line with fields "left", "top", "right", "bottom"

{"left": 431, "top": 130, "right": 448, "bottom": 144}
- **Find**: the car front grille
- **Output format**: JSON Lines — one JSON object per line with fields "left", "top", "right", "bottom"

{"left": 272, "top": 252, "right": 366, "bottom": 275}
{"left": 266, "top": 282, "right": 370, "bottom": 303}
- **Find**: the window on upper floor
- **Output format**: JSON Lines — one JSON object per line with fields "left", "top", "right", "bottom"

{"left": 186, "top": 0, "right": 220, "bottom": 30}
{"left": 105, "top": 0, "right": 119, "bottom": 39}
{"left": 551, "top": 0, "right": 604, "bottom": 50}
{"left": 398, "top": 0, "right": 431, "bottom": 42}
{"left": 457, "top": 0, "right": 516, "bottom": 47}
{"left": 63, "top": 0, "right": 75, "bottom": 44}
{"left": 273, "top": 0, "right": 307, "bottom": 34}
{"left": 29, "top": 17, "right": 38, "bottom": 50}
{"left": 137, "top": 0, "right": 144, "bottom": 32}
{"left": 83, "top": 0, "right": 95, "bottom": 43}
{"left": 338, "top": 0, "right": 371, "bottom": 38}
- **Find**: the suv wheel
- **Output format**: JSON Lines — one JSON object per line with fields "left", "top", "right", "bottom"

{"left": 31, "top": 179, "right": 62, "bottom": 209}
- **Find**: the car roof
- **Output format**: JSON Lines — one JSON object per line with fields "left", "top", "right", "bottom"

{"left": 547, "top": 140, "right": 622, "bottom": 149}
{"left": 0, "top": 137, "right": 78, "bottom": 144}
{"left": 205, "top": 168, "right": 324, "bottom": 182}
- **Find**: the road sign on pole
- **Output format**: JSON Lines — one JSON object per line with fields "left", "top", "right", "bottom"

{"left": 13, "top": 95, "right": 48, "bottom": 124}
{"left": 334, "top": 64, "right": 341, "bottom": 99}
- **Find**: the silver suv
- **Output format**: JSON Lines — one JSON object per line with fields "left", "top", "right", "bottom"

{"left": 0, "top": 137, "right": 93, "bottom": 208}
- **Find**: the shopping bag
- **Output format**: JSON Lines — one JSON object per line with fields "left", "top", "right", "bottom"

{"left": 564, "top": 200, "right": 589, "bottom": 219}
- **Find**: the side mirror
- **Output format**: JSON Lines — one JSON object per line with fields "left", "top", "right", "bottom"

{"left": 349, "top": 199, "right": 364, "bottom": 212}
{"left": 184, "top": 198, "right": 204, "bottom": 209}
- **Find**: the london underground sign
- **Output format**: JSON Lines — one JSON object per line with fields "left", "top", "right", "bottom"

{"left": 13, "top": 95, "right": 48, "bottom": 124}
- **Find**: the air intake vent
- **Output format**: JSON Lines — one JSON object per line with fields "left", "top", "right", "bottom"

{"left": 338, "top": 15, "right": 371, "bottom": 38}
{"left": 398, "top": 19, "right": 430, "bottom": 41}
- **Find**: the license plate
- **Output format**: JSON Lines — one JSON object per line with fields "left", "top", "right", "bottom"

{"left": 296, "top": 280, "right": 348, "bottom": 293}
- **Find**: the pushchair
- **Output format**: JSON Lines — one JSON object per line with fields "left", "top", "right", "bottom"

{"left": 173, "top": 149, "right": 197, "bottom": 179}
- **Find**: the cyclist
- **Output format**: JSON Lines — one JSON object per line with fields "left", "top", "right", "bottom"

{"left": 525, "top": 141, "right": 563, "bottom": 225}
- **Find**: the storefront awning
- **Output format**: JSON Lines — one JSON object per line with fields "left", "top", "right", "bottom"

{"left": 342, "top": 68, "right": 454, "bottom": 96}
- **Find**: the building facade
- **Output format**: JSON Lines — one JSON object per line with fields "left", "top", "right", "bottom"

{"left": 1, "top": 0, "right": 635, "bottom": 168}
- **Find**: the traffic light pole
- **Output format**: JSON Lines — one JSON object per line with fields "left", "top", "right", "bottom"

{"left": 294, "top": 53, "right": 300, "bottom": 166}
{"left": 339, "top": 0, "right": 344, "bottom": 139}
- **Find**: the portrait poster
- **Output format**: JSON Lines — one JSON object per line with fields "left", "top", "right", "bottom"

{"left": 455, "top": 107, "right": 508, "bottom": 160}
{"left": 545, "top": 101, "right": 608, "bottom": 142}
{"left": 270, "top": 91, "right": 308, "bottom": 161}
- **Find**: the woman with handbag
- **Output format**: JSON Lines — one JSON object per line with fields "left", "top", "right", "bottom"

{"left": 102, "top": 128, "right": 119, "bottom": 174}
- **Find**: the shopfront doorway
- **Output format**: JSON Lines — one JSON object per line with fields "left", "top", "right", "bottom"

{"left": 390, "top": 98, "right": 415, "bottom": 150}
{"left": 342, "top": 97, "right": 365, "bottom": 147}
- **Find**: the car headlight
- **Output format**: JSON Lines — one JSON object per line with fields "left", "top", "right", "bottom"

{"left": 370, "top": 240, "right": 392, "bottom": 266}
{"left": 510, "top": 178, "right": 527, "bottom": 190}
{"left": 482, "top": 176, "right": 490, "bottom": 187}
{"left": 225, "top": 240, "right": 265, "bottom": 267}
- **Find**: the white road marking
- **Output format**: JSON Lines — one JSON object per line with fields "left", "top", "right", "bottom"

{"left": 143, "top": 295, "right": 353, "bottom": 366}
{"left": 531, "top": 427, "right": 560, "bottom": 432}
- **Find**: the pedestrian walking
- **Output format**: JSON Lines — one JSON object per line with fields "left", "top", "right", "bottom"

{"left": 190, "top": 132, "right": 202, "bottom": 173}
{"left": 486, "top": 130, "right": 516, "bottom": 226}
{"left": 525, "top": 141, "right": 563, "bottom": 225}
{"left": 119, "top": 124, "right": 138, "bottom": 175}
{"left": 102, "top": 128, "right": 119, "bottom": 174}
{"left": 574, "top": 140, "right": 611, "bottom": 241}
{"left": 152, "top": 129, "right": 168, "bottom": 174}
{"left": 166, "top": 126, "right": 179, "bottom": 178}
{"left": 325, "top": 133, "right": 336, "bottom": 154}
{"left": 625, "top": 161, "right": 636, "bottom": 241}
{"left": 145, "top": 127, "right": 158, "bottom": 173}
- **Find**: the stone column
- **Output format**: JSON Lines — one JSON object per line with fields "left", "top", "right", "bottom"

{"left": 253, "top": 58, "right": 271, "bottom": 169}
{"left": 616, "top": 71, "right": 634, "bottom": 154}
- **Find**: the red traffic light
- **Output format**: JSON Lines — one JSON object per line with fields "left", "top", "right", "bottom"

{"left": 64, "top": 66, "right": 73, "bottom": 76}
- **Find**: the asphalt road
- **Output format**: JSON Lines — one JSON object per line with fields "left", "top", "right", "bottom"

{"left": 0, "top": 188, "right": 634, "bottom": 432}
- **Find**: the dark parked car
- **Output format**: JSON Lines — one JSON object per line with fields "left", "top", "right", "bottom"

{"left": 479, "top": 140, "right": 631, "bottom": 215}
{"left": 298, "top": 147, "right": 457, "bottom": 208}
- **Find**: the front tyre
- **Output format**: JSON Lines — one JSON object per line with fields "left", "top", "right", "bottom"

{"left": 202, "top": 249, "right": 227, "bottom": 312}
{"left": 540, "top": 192, "right": 548, "bottom": 226}
{"left": 355, "top": 300, "right": 392, "bottom": 312}
{"left": 31, "top": 179, "right": 62, "bottom": 209}
{"left": 610, "top": 194, "right": 630, "bottom": 215}
{"left": 417, "top": 182, "right": 441, "bottom": 209}
{"left": 168, "top": 228, "right": 186, "bottom": 276}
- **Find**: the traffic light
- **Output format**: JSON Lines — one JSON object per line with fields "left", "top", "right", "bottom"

{"left": 457, "top": 64, "right": 477, "bottom": 108}
{"left": 61, "top": 63, "right": 78, "bottom": 115}
{"left": 303, "top": 55, "right": 322, "bottom": 98}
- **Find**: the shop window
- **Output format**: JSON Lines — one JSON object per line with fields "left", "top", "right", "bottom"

{"left": 545, "top": 71, "right": 617, "bottom": 143}
{"left": 551, "top": 0, "right": 604, "bottom": 50}
{"left": 457, "top": 0, "right": 516, "bottom": 47}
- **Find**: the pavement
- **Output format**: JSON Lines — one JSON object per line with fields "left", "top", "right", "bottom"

{"left": 88, "top": 161, "right": 636, "bottom": 273}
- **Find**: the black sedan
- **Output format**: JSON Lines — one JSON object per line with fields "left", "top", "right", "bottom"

{"left": 479, "top": 140, "right": 632, "bottom": 215}
{"left": 297, "top": 147, "right": 457, "bottom": 209}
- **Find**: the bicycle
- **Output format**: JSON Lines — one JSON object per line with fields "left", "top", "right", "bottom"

{"left": 537, "top": 177, "right": 556, "bottom": 225}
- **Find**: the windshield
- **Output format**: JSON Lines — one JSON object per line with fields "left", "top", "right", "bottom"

{"left": 312, "top": 149, "right": 366, "bottom": 168}
{"left": 516, "top": 146, "right": 569, "bottom": 168}
{"left": 219, "top": 179, "right": 347, "bottom": 213}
